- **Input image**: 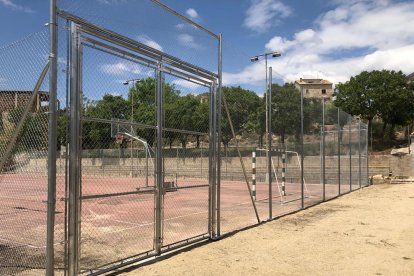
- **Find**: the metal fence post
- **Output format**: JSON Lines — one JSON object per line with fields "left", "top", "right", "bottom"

{"left": 211, "top": 82, "right": 217, "bottom": 238}
{"left": 208, "top": 84, "right": 213, "bottom": 237}
{"left": 46, "top": 0, "right": 58, "bottom": 274}
{"left": 154, "top": 63, "right": 164, "bottom": 254}
{"left": 216, "top": 33, "right": 222, "bottom": 237}
{"left": 268, "top": 67, "right": 272, "bottom": 219}
{"left": 252, "top": 149, "right": 256, "bottom": 200}
{"left": 337, "top": 108, "right": 341, "bottom": 195}
{"left": 322, "top": 98, "right": 326, "bottom": 201}
{"left": 68, "top": 22, "right": 81, "bottom": 276}
{"left": 300, "top": 87, "right": 304, "bottom": 209}
{"left": 358, "top": 119, "right": 362, "bottom": 189}
{"left": 349, "top": 119, "right": 352, "bottom": 191}
{"left": 367, "top": 127, "right": 370, "bottom": 185}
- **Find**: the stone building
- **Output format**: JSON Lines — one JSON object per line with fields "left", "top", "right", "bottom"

{"left": 0, "top": 90, "right": 49, "bottom": 113}
{"left": 0, "top": 91, "right": 49, "bottom": 128}
{"left": 294, "top": 78, "right": 333, "bottom": 100}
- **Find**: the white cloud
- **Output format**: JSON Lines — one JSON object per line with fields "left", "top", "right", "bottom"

{"left": 100, "top": 62, "right": 141, "bottom": 75}
{"left": 175, "top": 23, "right": 185, "bottom": 30}
{"left": 136, "top": 35, "right": 163, "bottom": 51}
{"left": 0, "top": 0, "right": 34, "bottom": 13}
{"left": 226, "top": 0, "right": 414, "bottom": 88}
{"left": 265, "top": 29, "right": 322, "bottom": 52}
{"left": 265, "top": 36, "right": 295, "bottom": 52}
{"left": 186, "top": 8, "right": 199, "bottom": 20}
{"left": 177, "top": 34, "right": 201, "bottom": 49}
{"left": 244, "top": 0, "right": 292, "bottom": 32}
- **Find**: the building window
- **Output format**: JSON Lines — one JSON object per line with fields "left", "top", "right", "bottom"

{"left": 306, "top": 89, "right": 309, "bottom": 94}
{"left": 322, "top": 89, "right": 326, "bottom": 95}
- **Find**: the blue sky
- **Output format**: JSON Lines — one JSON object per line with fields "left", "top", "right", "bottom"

{"left": 1, "top": 0, "right": 414, "bottom": 97}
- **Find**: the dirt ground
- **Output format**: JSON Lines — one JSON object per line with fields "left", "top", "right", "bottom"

{"left": 111, "top": 183, "right": 414, "bottom": 276}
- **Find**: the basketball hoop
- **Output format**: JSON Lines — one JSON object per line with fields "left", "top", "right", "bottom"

{"left": 115, "top": 134, "right": 124, "bottom": 144}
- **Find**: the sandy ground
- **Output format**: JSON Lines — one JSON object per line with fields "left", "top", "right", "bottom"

{"left": 113, "top": 183, "right": 414, "bottom": 276}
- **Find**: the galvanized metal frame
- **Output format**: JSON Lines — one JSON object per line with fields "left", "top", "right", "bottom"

{"left": 57, "top": 10, "right": 218, "bottom": 82}
{"left": 338, "top": 108, "right": 341, "bottom": 195}
{"left": 46, "top": 1, "right": 58, "bottom": 275}
{"left": 322, "top": 97, "right": 326, "bottom": 201}
{"left": 80, "top": 37, "right": 213, "bottom": 88}
{"left": 358, "top": 119, "right": 362, "bottom": 189}
{"left": 210, "top": 82, "right": 217, "bottom": 237}
{"left": 349, "top": 119, "right": 352, "bottom": 190}
{"left": 267, "top": 67, "right": 273, "bottom": 219}
{"left": 55, "top": 4, "right": 222, "bottom": 274}
{"left": 216, "top": 34, "right": 223, "bottom": 237}
{"left": 150, "top": 0, "right": 219, "bottom": 39}
{"left": 154, "top": 62, "right": 164, "bottom": 254}
{"left": 300, "top": 87, "right": 305, "bottom": 209}
{"left": 68, "top": 22, "right": 82, "bottom": 276}
{"left": 36, "top": 1, "right": 372, "bottom": 275}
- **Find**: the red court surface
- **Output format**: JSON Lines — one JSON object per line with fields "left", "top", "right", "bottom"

{"left": 0, "top": 173, "right": 363, "bottom": 274}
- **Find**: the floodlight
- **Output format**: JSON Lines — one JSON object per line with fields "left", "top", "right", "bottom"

{"left": 123, "top": 78, "right": 143, "bottom": 85}
{"left": 272, "top": 52, "right": 281, "bottom": 58}
{"left": 250, "top": 56, "right": 259, "bottom": 62}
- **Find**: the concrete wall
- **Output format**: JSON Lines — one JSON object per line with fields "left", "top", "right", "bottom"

{"left": 6, "top": 154, "right": 413, "bottom": 180}
{"left": 369, "top": 155, "right": 414, "bottom": 177}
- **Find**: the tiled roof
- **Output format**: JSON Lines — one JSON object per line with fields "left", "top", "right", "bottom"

{"left": 295, "top": 79, "right": 332, "bottom": 85}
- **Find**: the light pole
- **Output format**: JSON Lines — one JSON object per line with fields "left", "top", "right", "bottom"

{"left": 250, "top": 52, "right": 282, "bottom": 142}
{"left": 250, "top": 51, "right": 281, "bottom": 219}
{"left": 123, "top": 78, "right": 143, "bottom": 177}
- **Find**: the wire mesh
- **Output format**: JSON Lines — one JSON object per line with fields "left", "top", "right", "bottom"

{"left": 302, "top": 98, "right": 323, "bottom": 207}
{"left": 75, "top": 43, "right": 158, "bottom": 272}
{"left": 161, "top": 73, "right": 211, "bottom": 247}
{"left": 0, "top": 2, "right": 372, "bottom": 274}
{"left": 58, "top": 0, "right": 219, "bottom": 73}
{"left": 339, "top": 111, "right": 353, "bottom": 194}
{"left": 0, "top": 29, "right": 50, "bottom": 276}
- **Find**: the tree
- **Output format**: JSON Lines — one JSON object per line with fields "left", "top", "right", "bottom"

{"left": 372, "top": 71, "right": 414, "bottom": 139}
{"left": 271, "top": 83, "right": 301, "bottom": 144}
{"left": 221, "top": 86, "right": 261, "bottom": 147}
{"left": 245, "top": 99, "right": 265, "bottom": 147}
{"left": 334, "top": 70, "right": 414, "bottom": 141}
{"left": 129, "top": 77, "right": 181, "bottom": 147}
{"left": 83, "top": 94, "right": 129, "bottom": 149}
{"left": 192, "top": 99, "right": 209, "bottom": 148}
{"left": 5, "top": 107, "right": 48, "bottom": 152}
{"left": 166, "top": 94, "right": 200, "bottom": 148}
{"left": 8, "top": 106, "right": 24, "bottom": 126}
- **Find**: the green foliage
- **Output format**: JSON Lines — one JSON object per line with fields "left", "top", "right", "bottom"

{"left": 8, "top": 106, "right": 25, "bottom": 126}
{"left": 82, "top": 94, "right": 130, "bottom": 149}
{"left": 334, "top": 70, "right": 414, "bottom": 143}
{"left": 221, "top": 86, "right": 261, "bottom": 146}
{"left": 6, "top": 107, "right": 48, "bottom": 152}
{"left": 166, "top": 94, "right": 201, "bottom": 148}
{"left": 57, "top": 112, "right": 67, "bottom": 149}
{"left": 303, "top": 98, "right": 322, "bottom": 135}
{"left": 271, "top": 83, "right": 301, "bottom": 143}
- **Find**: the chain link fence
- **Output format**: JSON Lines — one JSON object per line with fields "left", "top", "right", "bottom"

{"left": 0, "top": 1, "right": 370, "bottom": 275}
{"left": 0, "top": 29, "right": 51, "bottom": 275}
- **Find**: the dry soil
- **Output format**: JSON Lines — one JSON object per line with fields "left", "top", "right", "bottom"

{"left": 113, "top": 183, "right": 414, "bottom": 276}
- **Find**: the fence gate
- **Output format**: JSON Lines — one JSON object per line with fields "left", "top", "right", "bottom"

{"left": 63, "top": 13, "right": 218, "bottom": 275}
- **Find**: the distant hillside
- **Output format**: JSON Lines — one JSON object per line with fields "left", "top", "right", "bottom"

{"left": 407, "top": 72, "right": 414, "bottom": 82}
